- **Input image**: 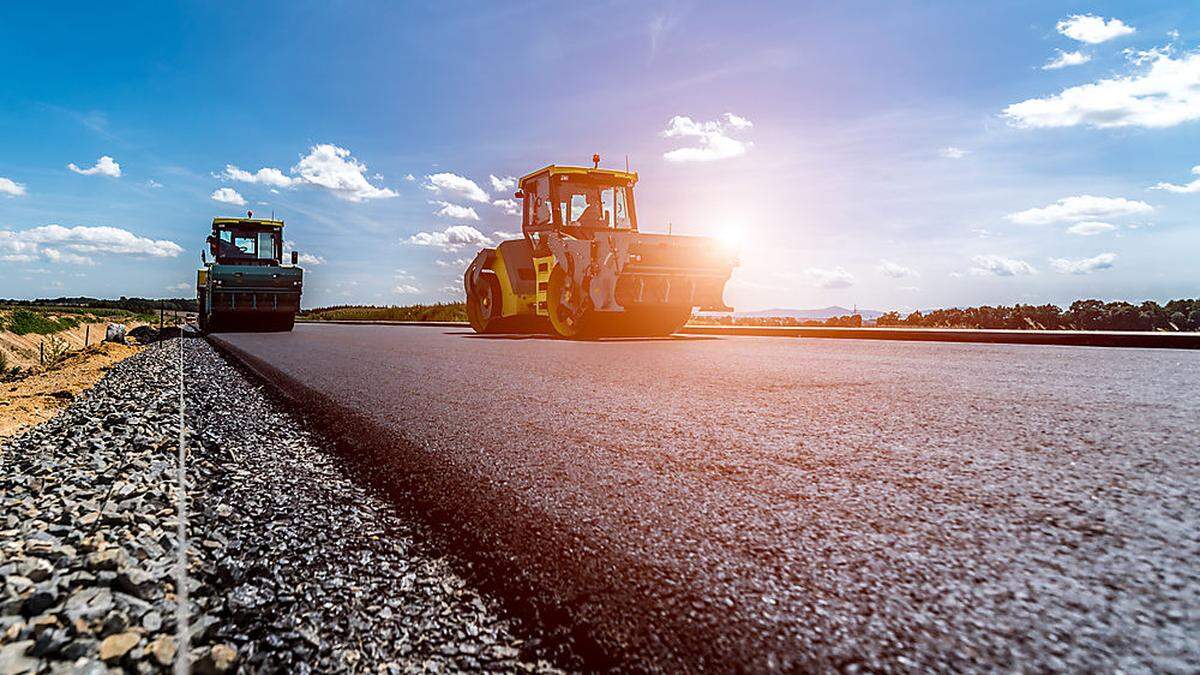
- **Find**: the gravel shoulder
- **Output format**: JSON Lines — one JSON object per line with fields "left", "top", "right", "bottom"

{"left": 1, "top": 337, "right": 559, "bottom": 673}
{"left": 182, "top": 337, "right": 556, "bottom": 672}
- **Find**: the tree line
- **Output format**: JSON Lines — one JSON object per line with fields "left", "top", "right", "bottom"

{"left": 1, "top": 296, "right": 198, "bottom": 313}
{"left": 301, "top": 303, "right": 468, "bottom": 322}
{"left": 876, "top": 299, "right": 1200, "bottom": 331}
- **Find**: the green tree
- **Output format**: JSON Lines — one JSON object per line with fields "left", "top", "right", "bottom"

{"left": 877, "top": 311, "right": 901, "bottom": 326}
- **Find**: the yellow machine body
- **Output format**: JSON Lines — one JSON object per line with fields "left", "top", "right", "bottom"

{"left": 463, "top": 161, "right": 736, "bottom": 338}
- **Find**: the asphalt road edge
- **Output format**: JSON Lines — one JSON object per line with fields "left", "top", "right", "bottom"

{"left": 295, "top": 319, "right": 1200, "bottom": 349}
{"left": 203, "top": 333, "right": 611, "bottom": 671}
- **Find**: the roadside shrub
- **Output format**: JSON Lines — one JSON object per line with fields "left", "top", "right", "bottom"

{"left": 43, "top": 336, "right": 70, "bottom": 369}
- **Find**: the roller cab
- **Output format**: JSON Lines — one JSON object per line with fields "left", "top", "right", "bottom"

{"left": 197, "top": 214, "right": 304, "bottom": 333}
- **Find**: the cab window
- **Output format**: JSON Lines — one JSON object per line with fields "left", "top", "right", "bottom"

{"left": 569, "top": 194, "right": 588, "bottom": 222}
{"left": 610, "top": 187, "right": 632, "bottom": 229}
{"left": 233, "top": 235, "right": 256, "bottom": 255}
{"left": 257, "top": 232, "right": 275, "bottom": 260}
{"left": 529, "top": 176, "right": 552, "bottom": 228}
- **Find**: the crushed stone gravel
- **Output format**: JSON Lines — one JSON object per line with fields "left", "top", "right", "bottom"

{"left": 182, "top": 337, "right": 556, "bottom": 673}
{"left": 1, "top": 337, "right": 559, "bottom": 673}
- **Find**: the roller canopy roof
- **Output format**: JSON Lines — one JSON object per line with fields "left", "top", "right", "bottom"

{"left": 211, "top": 217, "right": 284, "bottom": 228}
{"left": 518, "top": 165, "right": 638, "bottom": 186}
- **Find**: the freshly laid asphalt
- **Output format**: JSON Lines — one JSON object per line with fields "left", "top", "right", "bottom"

{"left": 211, "top": 324, "right": 1200, "bottom": 672}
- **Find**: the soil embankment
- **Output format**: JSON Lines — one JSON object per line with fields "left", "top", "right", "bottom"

{"left": 0, "top": 342, "right": 141, "bottom": 441}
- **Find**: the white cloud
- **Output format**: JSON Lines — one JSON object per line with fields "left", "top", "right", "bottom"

{"left": 1065, "top": 221, "right": 1117, "bottom": 236}
{"left": 0, "top": 177, "right": 27, "bottom": 197}
{"left": 648, "top": 12, "right": 679, "bottom": 62}
{"left": 424, "top": 173, "right": 490, "bottom": 203}
{"left": 1151, "top": 164, "right": 1200, "bottom": 193}
{"left": 724, "top": 113, "right": 753, "bottom": 129}
{"left": 877, "top": 260, "right": 919, "bottom": 278}
{"left": 219, "top": 164, "right": 300, "bottom": 188}
{"left": 1043, "top": 49, "right": 1092, "bottom": 70}
{"left": 492, "top": 198, "right": 521, "bottom": 216}
{"left": 68, "top": 156, "right": 121, "bottom": 178}
{"left": 406, "top": 225, "right": 493, "bottom": 252}
{"left": 0, "top": 224, "right": 183, "bottom": 264}
{"left": 1056, "top": 14, "right": 1135, "bottom": 44}
{"left": 805, "top": 266, "right": 855, "bottom": 289}
{"left": 939, "top": 146, "right": 968, "bottom": 159}
{"left": 489, "top": 175, "right": 516, "bottom": 193}
{"left": 1006, "top": 195, "right": 1152, "bottom": 225}
{"left": 435, "top": 257, "right": 470, "bottom": 268}
{"left": 968, "top": 254, "right": 1036, "bottom": 276}
{"left": 1049, "top": 252, "right": 1117, "bottom": 274}
{"left": 40, "top": 249, "right": 92, "bottom": 265}
{"left": 167, "top": 282, "right": 192, "bottom": 292}
{"left": 292, "top": 144, "right": 398, "bottom": 202}
{"left": 0, "top": 233, "right": 39, "bottom": 262}
{"left": 492, "top": 230, "right": 519, "bottom": 240}
{"left": 1003, "top": 49, "right": 1200, "bottom": 129}
{"left": 433, "top": 201, "right": 480, "bottom": 221}
{"left": 404, "top": 174, "right": 416, "bottom": 182}
{"left": 219, "top": 149, "right": 388, "bottom": 203}
{"left": 210, "top": 187, "right": 247, "bottom": 205}
{"left": 661, "top": 113, "right": 754, "bottom": 162}
{"left": 394, "top": 284, "right": 420, "bottom": 295}
{"left": 282, "top": 240, "right": 325, "bottom": 265}
{"left": 145, "top": 179, "right": 164, "bottom": 189}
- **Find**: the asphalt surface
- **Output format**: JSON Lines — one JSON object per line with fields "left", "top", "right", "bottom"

{"left": 211, "top": 324, "right": 1200, "bottom": 672}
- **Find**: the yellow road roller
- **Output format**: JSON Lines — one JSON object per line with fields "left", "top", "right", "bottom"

{"left": 463, "top": 157, "right": 738, "bottom": 338}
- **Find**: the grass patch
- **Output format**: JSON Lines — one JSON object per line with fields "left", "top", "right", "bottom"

{"left": 4, "top": 309, "right": 80, "bottom": 335}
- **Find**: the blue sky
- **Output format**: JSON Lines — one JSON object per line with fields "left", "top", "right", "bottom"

{"left": 0, "top": 1, "right": 1196, "bottom": 311}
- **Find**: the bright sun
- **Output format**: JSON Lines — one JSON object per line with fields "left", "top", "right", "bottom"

{"left": 713, "top": 224, "right": 746, "bottom": 252}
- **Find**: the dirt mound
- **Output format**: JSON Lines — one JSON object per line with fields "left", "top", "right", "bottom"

{"left": 0, "top": 321, "right": 146, "bottom": 371}
{"left": 0, "top": 342, "right": 140, "bottom": 441}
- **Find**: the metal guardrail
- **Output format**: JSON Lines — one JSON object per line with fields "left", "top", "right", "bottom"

{"left": 294, "top": 319, "right": 1200, "bottom": 350}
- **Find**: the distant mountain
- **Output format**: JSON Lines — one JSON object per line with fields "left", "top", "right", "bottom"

{"left": 732, "top": 306, "right": 886, "bottom": 320}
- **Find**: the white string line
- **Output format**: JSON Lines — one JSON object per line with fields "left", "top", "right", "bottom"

{"left": 175, "top": 336, "right": 191, "bottom": 674}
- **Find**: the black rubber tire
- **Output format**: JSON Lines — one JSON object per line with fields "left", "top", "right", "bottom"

{"left": 467, "top": 274, "right": 504, "bottom": 334}
{"left": 583, "top": 307, "right": 690, "bottom": 338}
{"left": 628, "top": 307, "right": 693, "bottom": 337}
{"left": 547, "top": 266, "right": 595, "bottom": 339}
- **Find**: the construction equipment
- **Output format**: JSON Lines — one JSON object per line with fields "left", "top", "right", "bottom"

{"left": 464, "top": 157, "right": 737, "bottom": 338}
{"left": 197, "top": 213, "right": 303, "bottom": 332}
